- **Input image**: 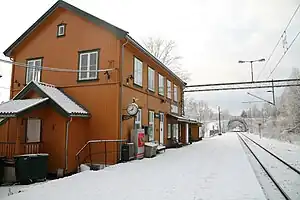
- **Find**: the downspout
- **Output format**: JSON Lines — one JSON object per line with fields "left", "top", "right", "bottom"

{"left": 65, "top": 117, "right": 72, "bottom": 174}
{"left": 119, "top": 38, "right": 128, "bottom": 160}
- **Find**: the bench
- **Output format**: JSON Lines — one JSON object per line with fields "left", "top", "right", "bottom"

{"left": 156, "top": 145, "right": 166, "bottom": 153}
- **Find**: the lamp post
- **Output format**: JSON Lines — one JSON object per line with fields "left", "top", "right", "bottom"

{"left": 218, "top": 106, "right": 222, "bottom": 135}
{"left": 238, "top": 58, "right": 265, "bottom": 82}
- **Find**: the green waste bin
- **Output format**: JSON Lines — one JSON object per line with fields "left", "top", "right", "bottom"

{"left": 14, "top": 154, "right": 48, "bottom": 184}
{"left": 0, "top": 156, "right": 5, "bottom": 184}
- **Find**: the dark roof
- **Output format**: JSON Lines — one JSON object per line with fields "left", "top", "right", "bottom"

{"left": 0, "top": 98, "right": 49, "bottom": 118}
{"left": 3, "top": 0, "right": 128, "bottom": 57}
{"left": 3, "top": 0, "right": 186, "bottom": 85}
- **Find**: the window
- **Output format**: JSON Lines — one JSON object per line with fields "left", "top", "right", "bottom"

{"left": 168, "top": 124, "right": 171, "bottom": 138}
{"left": 57, "top": 24, "right": 66, "bottom": 37}
{"left": 134, "top": 57, "right": 143, "bottom": 86}
{"left": 26, "top": 118, "right": 41, "bottom": 143}
{"left": 174, "top": 84, "right": 178, "bottom": 102}
{"left": 78, "top": 50, "right": 98, "bottom": 81}
{"left": 158, "top": 74, "right": 165, "bottom": 96}
{"left": 134, "top": 109, "right": 142, "bottom": 129}
{"left": 148, "top": 111, "right": 155, "bottom": 141}
{"left": 26, "top": 58, "right": 42, "bottom": 83}
{"left": 148, "top": 67, "right": 155, "bottom": 91}
{"left": 167, "top": 80, "right": 171, "bottom": 99}
{"left": 171, "top": 104, "right": 178, "bottom": 114}
{"left": 172, "top": 124, "right": 179, "bottom": 140}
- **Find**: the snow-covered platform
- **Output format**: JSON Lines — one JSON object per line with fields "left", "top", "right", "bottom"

{"left": 0, "top": 133, "right": 266, "bottom": 200}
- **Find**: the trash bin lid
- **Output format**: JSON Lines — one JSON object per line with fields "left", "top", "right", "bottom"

{"left": 37, "top": 153, "right": 49, "bottom": 156}
{"left": 14, "top": 154, "right": 39, "bottom": 158}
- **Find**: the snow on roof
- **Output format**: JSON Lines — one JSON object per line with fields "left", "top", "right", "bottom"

{"left": 34, "top": 82, "right": 89, "bottom": 117}
{"left": 0, "top": 98, "right": 48, "bottom": 117}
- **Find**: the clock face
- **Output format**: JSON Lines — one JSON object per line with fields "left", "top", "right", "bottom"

{"left": 127, "top": 103, "right": 138, "bottom": 116}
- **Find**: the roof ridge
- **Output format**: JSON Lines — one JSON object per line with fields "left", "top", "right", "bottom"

{"left": 34, "top": 81, "right": 56, "bottom": 88}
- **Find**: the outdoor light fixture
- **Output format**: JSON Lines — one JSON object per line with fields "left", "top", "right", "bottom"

{"left": 238, "top": 58, "right": 265, "bottom": 82}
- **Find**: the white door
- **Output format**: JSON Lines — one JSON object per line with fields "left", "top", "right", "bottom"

{"left": 159, "top": 113, "right": 164, "bottom": 144}
{"left": 26, "top": 118, "right": 41, "bottom": 143}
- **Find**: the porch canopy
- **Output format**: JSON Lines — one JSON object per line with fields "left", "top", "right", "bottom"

{"left": 167, "top": 113, "right": 201, "bottom": 126}
{"left": 0, "top": 81, "right": 90, "bottom": 119}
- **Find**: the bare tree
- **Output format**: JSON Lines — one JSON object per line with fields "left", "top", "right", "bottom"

{"left": 143, "top": 37, "right": 190, "bottom": 82}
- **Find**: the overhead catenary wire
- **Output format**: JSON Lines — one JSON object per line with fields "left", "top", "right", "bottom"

{"left": 267, "top": 30, "right": 300, "bottom": 79}
{"left": 0, "top": 59, "right": 116, "bottom": 73}
{"left": 256, "top": 3, "right": 300, "bottom": 80}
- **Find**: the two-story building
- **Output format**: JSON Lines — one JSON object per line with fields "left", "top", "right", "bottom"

{"left": 0, "top": 0, "right": 200, "bottom": 176}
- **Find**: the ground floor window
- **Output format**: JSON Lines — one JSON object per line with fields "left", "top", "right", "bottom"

{"left": 172, "top": 124, "right": 179, "bottom": 140}
{"left": 167, "top": 124, "right": 171, "bottom": 138}
{"left": 26, "top": 118, "right": 41, "bottom": 143}
{"left": 134, "top": 109, "right": 142, "bottom": 129}
{"left": 148, "top": 111, "right": 154, "bottom": 141}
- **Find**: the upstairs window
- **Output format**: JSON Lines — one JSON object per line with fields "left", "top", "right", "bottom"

{"left": 78, "top": 50, "right": 99, "bottom": 81}
{"left": 148, "top": 67, "right": 155, "bottom": 91}
{"left": 158, "top": 74, "right": 165, "bottom": 96}
{"left": 174, "top": 84, "right": 178, "bottom": 102}
{"left": 167, "top": 80, "right": 171, "bottom": 99}
{"left": 134, "top": 57, "right": 143, "bottom": 86}
{"left": 57, "top": 23, "right": 66, "bottom": 37}
{"left": 26, "top": 58, "right": 42, "bottom": 83}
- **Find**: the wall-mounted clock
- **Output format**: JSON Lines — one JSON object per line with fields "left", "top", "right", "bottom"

{"left": 126, "top": 103, "right": 139, "bottom": 116}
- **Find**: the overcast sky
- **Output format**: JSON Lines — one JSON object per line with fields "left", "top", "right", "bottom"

{"left": 0, "top": 0, "right": 299, "bottom": 115}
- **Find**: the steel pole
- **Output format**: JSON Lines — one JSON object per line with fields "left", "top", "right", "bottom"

{"left": 218, "top": 106, "right": 221, "bottom": 135}
{"left": 250, "top": 61, "right": 254, "bottom": 82}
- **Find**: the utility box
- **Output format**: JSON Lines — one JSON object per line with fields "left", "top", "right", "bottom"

{"left": 121, "top": 143, "right": 135, "bottom": 161}
{"left": 131, "top": 129, "right": 145, "bottom": 159}
{"left": 144, "top": 142, "right": 158, "bottom": 158}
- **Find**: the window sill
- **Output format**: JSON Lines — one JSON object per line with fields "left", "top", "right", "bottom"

{"left": 133, "top": 83, "right": 143, "bottom": 89}
{"left": 77, "top": 78, "right": 99, "bottom": 83}
{"left": 158, "top": 93, "right": 165, "bottom": 97}
{"left": 57, "top": 34, "right": 66, "bottom": 38}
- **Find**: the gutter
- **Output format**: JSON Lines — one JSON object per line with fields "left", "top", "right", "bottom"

{"left": 119, "top": 38, "right": 128, "bottom": 160}
{"left": 65, "top": 117, "right": 72, "bottom": 173}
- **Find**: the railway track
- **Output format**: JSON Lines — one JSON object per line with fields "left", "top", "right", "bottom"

{"left": 238, "top": 133, "right": 300, "bottom": 200}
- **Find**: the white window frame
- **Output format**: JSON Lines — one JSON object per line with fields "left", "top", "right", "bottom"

{"left": 134, "top": 57, "right": 143, "bottom": 86}
{"left": 78, "top": 51, "right": 98, "bottom": 81}
{"left": 172, "top": 124, "right": 179, "bottom": 140}
{"left": 174, "top": 84, "right": 178, "bottom": 102}
{"left": 57, "top": 24, "right": 66, "bottom": 37}
{"left": 148, "top": 111, "right": 155, "bottom": 141}
{"left": 26, "top": 58, "right": 42, "bottom": 83}
{"left": 167, "top": 80, "right": 172, "bottom": 99}
{"left": 134, "top": 109, "right": 142, "bottom": 129}
{"left": 148, "top": 67, "right": 155, "bottom": 92}
{"left": 158, "top": 74, "right": 165, "bottom": 96}
{"left": 167, "top": 124, "right": 171, "bottom": 138}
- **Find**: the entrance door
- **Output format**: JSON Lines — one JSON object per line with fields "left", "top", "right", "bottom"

{"left": 159, "top": 113, "right": 164, "bottom": 144}
{"left": 26, "top": 118, "right": 41, "bottom": 143}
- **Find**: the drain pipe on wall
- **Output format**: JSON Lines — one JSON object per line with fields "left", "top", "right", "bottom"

{"left": 119, "top": 38, "right": 128, "bottom": 160}
{"left": 65, "top": 117, "right": 72, "bottom": 174}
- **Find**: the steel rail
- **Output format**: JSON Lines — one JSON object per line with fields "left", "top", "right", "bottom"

{"left": 237, "top": 133, "right": 292, "bottom": 200}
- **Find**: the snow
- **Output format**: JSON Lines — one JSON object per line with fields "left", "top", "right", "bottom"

{"left": 1, "top": 133, "right": 266, "bottom": 200}
{"left": 0, "top": 98, "right": 48, "bottom": 116}
{"left": 239, "top": 136, "right": 286, "bottom": 200}
{"left": 244, "top": 133, "right": 300, "bottom": 171}
{"left": 240, "top": 134, "right": 300, "bottom": 199}
{"left": 144, "top": 142, "right": 158, "bottom": 147}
